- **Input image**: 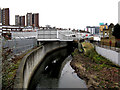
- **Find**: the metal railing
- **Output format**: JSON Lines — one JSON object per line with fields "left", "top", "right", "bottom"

{"left": 93, "top": 41, "right": 120, "bottom": 52}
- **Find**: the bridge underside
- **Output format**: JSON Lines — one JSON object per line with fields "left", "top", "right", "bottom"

{"left": 37, "top": 39, "right": 73, "bottom": 41}
{"left": 37, "top": 39, "right": 60, "bottom": 41}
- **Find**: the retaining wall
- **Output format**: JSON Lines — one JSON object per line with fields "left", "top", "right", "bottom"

{"left": 14, "top": 42, "right": 68, "bottom": 89}
{"left": 95, "top": 45, "right": 120, "bottom": 66}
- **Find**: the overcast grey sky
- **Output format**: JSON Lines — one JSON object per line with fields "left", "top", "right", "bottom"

{"left": 1, "top": 0, "right": 120, "bottom": 29}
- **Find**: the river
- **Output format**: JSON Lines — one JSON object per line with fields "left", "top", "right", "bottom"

{"left": 28, "top": 47, "right": 87, "bottom": 89}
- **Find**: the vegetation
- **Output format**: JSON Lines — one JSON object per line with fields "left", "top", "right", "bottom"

{"left": 82, "top": 42, "right": 94, "bottom": 53}
{"left": 112, "top": 23, "right": 120, "bottom": 39}
{"left": 2, "top": 46, "right": 38, "bottom": 90}
{"left": 85, "top": 47, "right": 119, "bottom": 69}
{"left": 70, "top": 42, "right": 120, "bottom": 89}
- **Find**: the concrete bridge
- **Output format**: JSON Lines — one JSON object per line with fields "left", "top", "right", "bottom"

{"left": 37, "top": 29, "right": 78, "bottom": 41}
{"left": 1, "top": 25, "right": 92, "bottom": 42}
{"left": 14, "top": 41, "right": 74, "bottom": 89}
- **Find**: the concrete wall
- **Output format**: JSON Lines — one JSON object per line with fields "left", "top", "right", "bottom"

{"left": 95, "top": 46, "right": 120, "bottom": 66}
{"left": 14, "top": 42, "right": 68, "bottom": 89}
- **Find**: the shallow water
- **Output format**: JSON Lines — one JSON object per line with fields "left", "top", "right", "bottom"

{"left": 58, "top": 56, "right": 87, "bottom": 88}
{"left": 28, "top": 48, "right": 87, "bottom": 89}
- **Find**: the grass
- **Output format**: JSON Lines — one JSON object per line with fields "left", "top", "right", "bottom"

{"left": 2, "top": 56, "right": 22, "bottom": 89}
{"left": 81, "top": 42, "right": 120, "bottom": 70}
{"left": 82, "top": 42, "right": 94, "bottom": 54}
{"left": 71, "top": 42, "right": 120, "bottom": 89}
{"left": 72, "top": 49, "right": 79, "bottom": 56}
{"left": 2, "top": 46, "right": 39, "bottom": 89}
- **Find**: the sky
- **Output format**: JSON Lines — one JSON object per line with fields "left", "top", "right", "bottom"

{"left": 1, "top": 0, "right": 120, "bottom": 29}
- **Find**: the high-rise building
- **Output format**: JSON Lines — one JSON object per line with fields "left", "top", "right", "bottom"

{"left": 2, "top": 8, "right": 9, "bottom": 25}
{"left": 15, "top": 15, "right": 20, "bottom": 26}
{"left": 15, "top": 15, "right": 25, "bottom": 26}
{"left": 0, "top": 8, "right": 10, "bottom": 25}
{"left": 26, "top": 13, "right": 32, "bottom": 26}
{"left": 0, "top": 8, "right": 2, "bottom": 24}
{"left": 33, "top": 13, "right": 39, "bottom": 27}
{"left": 118, "top": 1, "right": 120, "bottom": 24}
{"left": 26, "top": 13, "right": 39, "bottom": 27}
{"left": 19, "top": 16, "right": 25, "bottom": 26}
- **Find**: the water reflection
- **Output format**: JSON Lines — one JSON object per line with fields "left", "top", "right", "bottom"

{"left": 59, "top": 56, "right": 87, "bottom": 88}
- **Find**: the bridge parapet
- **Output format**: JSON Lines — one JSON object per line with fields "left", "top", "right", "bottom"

{"left": 37, "top": 29, "right": 74, "bottom": 41}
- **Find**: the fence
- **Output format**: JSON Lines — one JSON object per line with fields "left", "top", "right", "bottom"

{"left": 11, "top": 32, "right": 37, "bottom": 39}
{"left": 2, "top": 38, "right": 37, "bottom": 56}
{"left": 93, "top": 41, "right": 120, "bottom": 52}
{"left": 37, "top": 30, "right": 57, "bottom": 39}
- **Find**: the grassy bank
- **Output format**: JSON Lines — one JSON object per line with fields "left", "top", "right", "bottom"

{"left": 2, "top": 46, "right": 38, "bottom": 90}
{"left": 70, "top": 42, "right": 120, "bottom": 89}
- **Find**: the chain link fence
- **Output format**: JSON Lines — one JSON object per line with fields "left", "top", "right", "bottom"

{"left": 2, "top": 38, "right": 37, "bottom": 56}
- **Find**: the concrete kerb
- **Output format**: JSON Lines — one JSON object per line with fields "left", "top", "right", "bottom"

{"left": 14, "top": 46, "right": 42, "bottom": 89}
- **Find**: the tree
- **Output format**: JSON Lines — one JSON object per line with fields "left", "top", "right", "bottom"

{"left": 112, "top": 23, "right": 120, "bottom": 39}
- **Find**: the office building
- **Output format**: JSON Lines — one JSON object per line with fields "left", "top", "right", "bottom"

{"left": 0, "top": 8, "right": 10, "bottom": 25}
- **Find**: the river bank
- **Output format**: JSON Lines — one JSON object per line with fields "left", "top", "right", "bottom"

{"left": 2, "top": 46, "right": 38, "bottom": 90}
{"left": 70, "top": 42, "right": 120, "bottom": 89}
